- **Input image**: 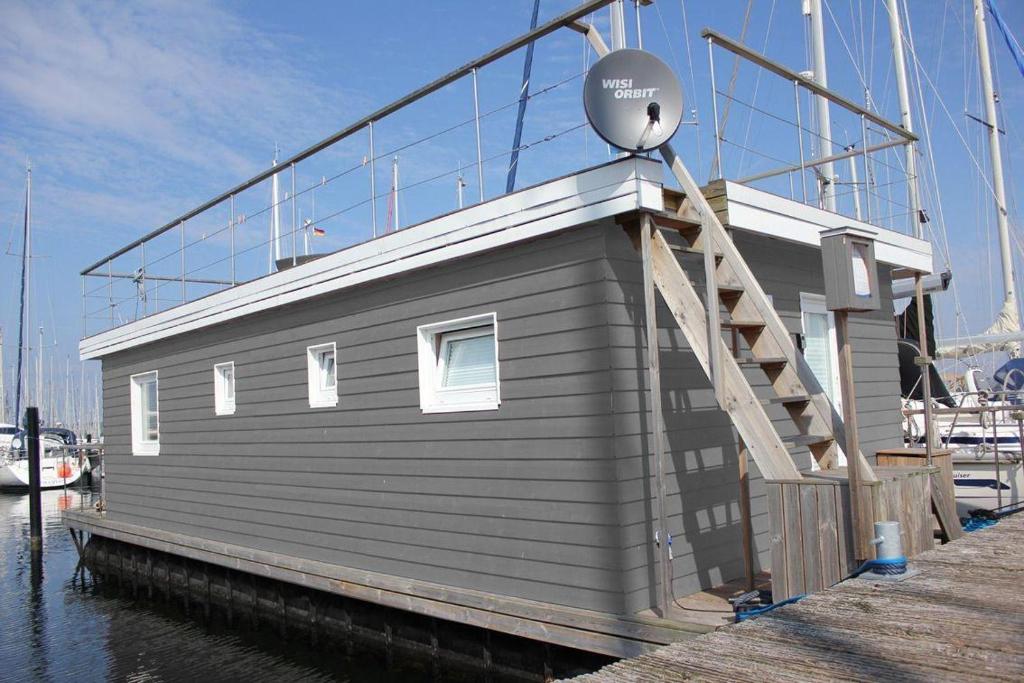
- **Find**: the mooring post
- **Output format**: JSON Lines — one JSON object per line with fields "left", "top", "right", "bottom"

{"left": 26, "top": 406, "right": 43, "bottom": 554}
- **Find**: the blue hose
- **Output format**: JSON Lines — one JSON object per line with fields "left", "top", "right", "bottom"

{"left": 735, "top": 594, "right": 806, "bottom": 622}
{"left": 963, "top": 516, "right": 999, "bottom": 532}
{"left": 849, "top": 556, "right": 908, "bottom": 577}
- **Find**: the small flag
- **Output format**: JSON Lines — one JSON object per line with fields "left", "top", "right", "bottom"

{"left": 313, "top": 227, "right": 326, "bottom": 237}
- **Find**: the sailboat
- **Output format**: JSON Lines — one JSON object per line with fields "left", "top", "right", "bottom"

{"left": 900, "top": 0, "right": 1024, "bottom": 514}
{"left": 0, "top": 166, "right": 83, "bottom": 490}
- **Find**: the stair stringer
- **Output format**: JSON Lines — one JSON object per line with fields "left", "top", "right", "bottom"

{"left": 637, "top": 226, "right": 803, "bottom": 481}
{"left": 659, "top": 144, "right": 879, "bottom": 484}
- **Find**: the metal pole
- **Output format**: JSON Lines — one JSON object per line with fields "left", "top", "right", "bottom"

{"left": 639, "top": 214, "right": 672, "bottom": 618}
{"left": 27, "top": 406, "right": 42, "bottom": 552}
{"left": 807, "top": 0, "right": 836, "bottom": 212}
{"left": 860, "top": 114, "right": 872, "bottom": 223}
{"left": 291, "top": 163, "right": 297, "bottom": 266}
{"left": 708, "top": 38, "right": 723, "bottom": 180}
{"left": 180, "top": 220, "right": 186, "bottom": 302}
{"left": 846, "top": 146, "right": 863, "bottom": 221}
{"left": 633, "top": 0, "right": 642, "bottom": 49}
{"left": 368, "top": 121, "right": 378, "bottom": 238}
{"left": 392, "top": 156, "right": 400, "bottom": 231}
{"left": 140, "top": 240, "right": 147, "bottom": 317}
{"left": 794, "top": 81, "right": 808, "bottom": 203}
{"left": 230, "top": 194, "right": 236, "bottom": 286}
{"left": 472, "top": 68, "right": 485, "bottom": 202}
{"left": 610, "top": 0, "right": 626, "bottom": 50}
{"left": 973, "top": 0, "right": 1016, "bottom": 319}
{"left": 108, "top": 262, "right": 113, "bottom": 326}
{"left": 885, "top": 0, "right": 922, "bottom": 237}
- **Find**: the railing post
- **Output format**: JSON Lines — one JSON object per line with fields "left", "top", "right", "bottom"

{"left": 472, "top": 67, "right": 485, "bottom": 202}
{"left": 291, "top": 163, "right": 298, "bottom": 266}
{"left": 140, "top": 240, "right": 147, "bottom": 317}
{"left": 108, "top": 262, "right": 114, "bottom": 326}
{"left": 794, "top": 80, "right": 808, "bottom": 203}
{"left": 230, "top": 194, "right": 236, "bottom": 286}
{"left": 707, "top": 38, "right": 723, "bottom": 180}
{"left": 81, "top": 277, "right": 86, "bottom": 339}
{"left": 368, "top": 121, "right": 377, "bottom": 238}
{"left": 180, "top": 220, "right": 186, "bottom": 303}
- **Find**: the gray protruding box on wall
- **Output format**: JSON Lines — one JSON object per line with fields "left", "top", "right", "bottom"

{"left": 820, "top": 226, "right": 880, "bottom": 312}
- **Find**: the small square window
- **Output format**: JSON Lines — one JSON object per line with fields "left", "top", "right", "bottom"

{"left": 130, "top": 371, "right": 160, "bottom": 456}
{"left": 417, "top": 313, "right": 499, "bottom": 413}
{"left": 214, "top": 362, "right": 236, "bottom": 415}
{"left": 307, "top": 343, "right": 338, "bottom": 408}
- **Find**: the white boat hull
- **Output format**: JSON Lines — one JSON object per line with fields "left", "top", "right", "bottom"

{"left": 952, "top": 456, "right": 1024, "bottom": 516}
{"left": 0, "top": 456, "right": 83, "bottom": 489}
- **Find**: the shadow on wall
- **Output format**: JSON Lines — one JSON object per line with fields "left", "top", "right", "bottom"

{"left": 610, "top": 224, "right": 765, "bottom": 611}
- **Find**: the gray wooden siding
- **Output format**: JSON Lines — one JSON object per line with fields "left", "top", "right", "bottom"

{"left": 601, "top": 226, "right": 903, "bottom": 613}
{"left": 100, "top": 217, "right": 904, "bottom": 620}
{"left": 102, "top": 224, "right": 631, "bottom": 615}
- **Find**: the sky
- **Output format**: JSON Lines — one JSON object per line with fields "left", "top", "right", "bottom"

{"left": 0, "top": 0, "right": 1022, "bottom": 423}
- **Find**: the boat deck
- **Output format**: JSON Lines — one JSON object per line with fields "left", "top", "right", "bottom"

{"left": 566, "top": 513, "right": 1024, "bottom": 682}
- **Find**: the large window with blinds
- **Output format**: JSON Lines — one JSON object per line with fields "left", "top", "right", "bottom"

{"left": 800, "top": 292, "right": 842, "bottom": 412}
{"left": 417, "top": 313, "right": 500, "bottom": 413}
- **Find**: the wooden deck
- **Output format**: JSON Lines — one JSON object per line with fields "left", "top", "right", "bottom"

{"left": 566, "top": 513, "right": 1024, "bottom": 682}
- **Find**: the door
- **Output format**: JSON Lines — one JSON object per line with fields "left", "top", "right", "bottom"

{"left": 800, "top": 292, "right": 842, "bottom": 414}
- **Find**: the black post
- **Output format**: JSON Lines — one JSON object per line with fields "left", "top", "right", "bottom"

{"left": 26, "top": 406, "right": 42, "bottom": 553}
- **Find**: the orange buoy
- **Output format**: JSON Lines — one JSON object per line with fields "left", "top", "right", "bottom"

{"left": 57, "top": 494, "right": 74, "bottom": 511}
{"left": 56, "top": 463, "right": 73, "bottom": 479}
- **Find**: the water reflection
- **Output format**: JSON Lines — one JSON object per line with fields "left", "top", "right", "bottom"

{"left": 1, "top": 487, "right": 606, "bottom": 682}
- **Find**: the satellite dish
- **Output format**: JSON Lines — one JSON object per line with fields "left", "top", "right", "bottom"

{"left": 583, "top": 49, "right": 684, "bottom": 152}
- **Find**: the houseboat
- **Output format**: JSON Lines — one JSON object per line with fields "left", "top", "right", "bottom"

{"left": 65, "top": 1, "right": 939, "bottom": 659}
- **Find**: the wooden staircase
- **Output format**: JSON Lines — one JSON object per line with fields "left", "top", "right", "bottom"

{"left": 631, "top": 146, "right": 878, "bottom": 484}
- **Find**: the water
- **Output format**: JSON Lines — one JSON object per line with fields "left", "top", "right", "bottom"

{"left": 1, "top": 485, "right": 604, "bottom": 682}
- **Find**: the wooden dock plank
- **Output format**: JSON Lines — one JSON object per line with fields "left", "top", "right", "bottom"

{"left": 565, "top": 514, "right": 1024, "bottom": 682}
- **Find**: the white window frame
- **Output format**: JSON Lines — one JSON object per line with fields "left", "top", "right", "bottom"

{"left": 417, "top": 312, "right": 500, "bottom": 413}
{"left": 800, "top": 292, "right": 843, "bottom": 415}
{"left": 213, "top": 361, "right": 236, "bottom": 415}
{"left": 306, "top": 342, "right": 338, "bottom": 408}
{"left": 130, "top": 370, "right": 160, "bottom": 456}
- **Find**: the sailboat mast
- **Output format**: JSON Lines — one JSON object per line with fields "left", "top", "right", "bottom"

{"left": 806, "top": 0, "right": 836, "bottom": 213}
{"left": 36, "top": 327, "right": 43, "bottom": 422}
{"left": 973, "top": 0, "right": 1016, "bottom": 315}
{"left": 885, "top": 0, "right": 922, "bottom": 238}
{"left": 0, "top": 329, "right": 5, "bottom": 424}
{"left": 14, "top": 166, "right": 30, "bottom": 422}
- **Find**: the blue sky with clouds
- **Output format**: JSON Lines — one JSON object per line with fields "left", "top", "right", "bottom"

{"left": 0, "top": 0, "right": 1022, "bottom": 419}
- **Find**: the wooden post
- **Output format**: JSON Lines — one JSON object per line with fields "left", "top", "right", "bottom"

{"left": 640, "top": 213, "right": 672, "bottom": 617}
{"left": 914, "top": 273, "right": 935, "bottom": 466}
{"left": 737, "top": 436, "right": 755, "bottom": 591}
{"left": 835, "top": 313, "right": 868, "bottom": 562}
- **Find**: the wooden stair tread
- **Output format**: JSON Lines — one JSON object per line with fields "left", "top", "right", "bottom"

{"left": 783, "top": 434, "right": 834, "bottom": 448}
{"left": 653, "top": 213, "right": 702, "bottom": 232}
{"left": 721, "top": 319, "right": 765, "bottom": 330}
{"left": 761, "top": 394, "right": 812, "bottom": 406}
{"left": 716, "top": 284, "right": 745, "bottom": 298}
{"left": 668, "top": 244, "right": 723, "bottom": 259}
{"left": 735, "top": 356, "right": 788, "bottom": 367}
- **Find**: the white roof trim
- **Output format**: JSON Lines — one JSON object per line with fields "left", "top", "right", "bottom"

{"left": 722, "top": 181, "right": 933, "bottom": 273}
{"left": 81, "top": 157, "right": 665, "bottom": 360}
